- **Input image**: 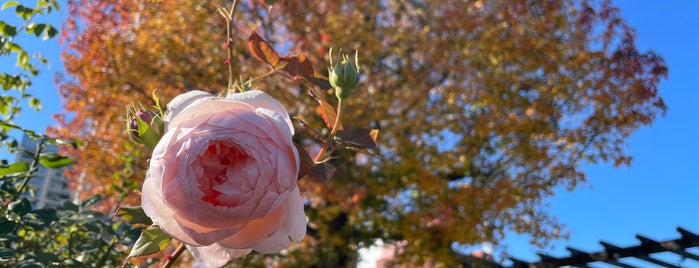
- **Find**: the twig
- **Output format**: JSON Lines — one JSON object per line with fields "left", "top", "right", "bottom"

{"left": 224, "top": 0, "right": 239, "bottom": 92}
{"left": 162, "top": 242, "right": 186, "bottom": 268}
{"left": 314, "top": 98, "right": 344, "bottom": 163}
{"left": 12, "top": 138, "right": 45, "bottom": 202}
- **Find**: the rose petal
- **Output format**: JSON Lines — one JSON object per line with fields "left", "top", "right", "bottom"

{"left": 187, "top": 244, "right": 252, "bottom": 268}
{"left": 160, "top": 109, "right": 297, "bottom": 228}
{"left": 226, "top": 90, "right": 295, "bottom": 135}
{"left": 216, "top": 195, "right": 288, "bottom": 249}
{"left": 165, "top": 90, "right": 213, "bottom": 122}
{"left": 285, "top": 187, "right": 307, "bottom": 242}
{"left": 250, "top": 187, "right": 306, "bottom": 253}
{"left": 143, "top": 90, "right": 305, "bottom": 261}
{"left": 141, "top": 178, "right": 203, "bottom": 246}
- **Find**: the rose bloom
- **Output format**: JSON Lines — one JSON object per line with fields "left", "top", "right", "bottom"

{"left": 141, "top": 90, "right": 306, "bottom": 267}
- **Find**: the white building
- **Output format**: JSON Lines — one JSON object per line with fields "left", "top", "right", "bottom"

{"left": 14, "top": 134, "right": 74, "bottom": 209}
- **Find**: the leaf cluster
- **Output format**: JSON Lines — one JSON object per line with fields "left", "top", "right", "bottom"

{"left": 0, "top": 2, "right": 142, "bottom": 267}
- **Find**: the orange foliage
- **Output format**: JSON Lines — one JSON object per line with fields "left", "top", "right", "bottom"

{"left": 52, "top": 0, "right": 667, "bottom": 266}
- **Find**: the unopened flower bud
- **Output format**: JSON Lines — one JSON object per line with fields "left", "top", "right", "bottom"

{"left": 329, "top": 49, "right": 360, "bottom": 100}
{"left": 127, "top": 107, "right": 164, "bottom": 149}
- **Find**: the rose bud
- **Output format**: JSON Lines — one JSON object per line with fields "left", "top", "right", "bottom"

{"left": 329, "top": 49, "right": 360, "bottom": 100}
{"left": 126, "top": 107, "right": 163, "bottom": 149}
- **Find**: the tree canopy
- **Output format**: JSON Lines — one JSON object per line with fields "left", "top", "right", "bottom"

{"left": 52, "top": 0, "right": 667, "bottom": 266}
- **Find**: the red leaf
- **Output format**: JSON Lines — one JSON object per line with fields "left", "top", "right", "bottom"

{"left": 294, "top": 142, "right": 314, "bottom": 180}
{"left": 309, "top": 87, "right": 343, "bottom": 130}
{"left": 292, "top": 116, "right": 326, "bottom": 143}
{"left": 336, "top": 128, "right": 379, "bottom": 149}
{"left": 304, "top": 162, "right": 337, "bottom": 183}
{"left": 280, "top": 53, "right": 314, "bottom": 78}
{"left": 307, "top": 77, "right": 332, "bottom": 90}
{"left": 248, "top": 31, "right": 280, "bottom": 67}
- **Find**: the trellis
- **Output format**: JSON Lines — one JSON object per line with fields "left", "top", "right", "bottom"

{"left": 505, "top": 227, "right": 699, "bottom": 268}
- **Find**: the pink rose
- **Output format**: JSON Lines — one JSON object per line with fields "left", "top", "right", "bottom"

{"left": 141, "top": 90, "right": 306, "bottom": 267}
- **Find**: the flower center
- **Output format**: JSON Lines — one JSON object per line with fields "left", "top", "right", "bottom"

{"left": 196, "top": 141, "right": 250, "bottom": 207}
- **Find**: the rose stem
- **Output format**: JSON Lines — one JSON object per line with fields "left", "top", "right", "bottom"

{"left": 225, "top": 0, "right": 239, "bottom": 93}
{"left": 162, "top": 242, "right": 186, "bottom": 268}
{"left": 314, "top": 98, "right": 344, "bottom": 163}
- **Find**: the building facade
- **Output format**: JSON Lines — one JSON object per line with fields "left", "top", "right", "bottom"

{"left": 14, "top": 134, "right": 74, "bottom": 209}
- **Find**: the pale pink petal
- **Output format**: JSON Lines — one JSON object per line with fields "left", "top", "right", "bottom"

{"left": 187, "top": 244, "right": 252, "bottom": 268}
{"left": 285, "top": 187, "right": 307, "bottom": 242}
{"left": 165, "top": 90, "right": 213, "bottom": 122}
{"left": 161, "top": 109, "right": 297, "bottom": 228}
{"left": 141, "top": 178, "right": 203, "bottom": 246}
{"left": 255, "top": 106, "right": 296, "bottom": 150}
{"left": 216, "top": 194, "right": 288, "bottom": 249}
{"left": 227, "top": 90, "right": 295, "bottom": 135}
{"left": 172, "top": 214, "right": 243, "bottom": 246}
{"left": 250, "top": 226, "right": 292, "bottom": 254}
{"left": 144, "top": 91, "right": 306, "bottom": 259}
{"left": 250, "top": 187, "right": 306, "bottom": 253}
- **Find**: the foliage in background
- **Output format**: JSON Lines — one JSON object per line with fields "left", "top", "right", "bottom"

{"left": 0, "top": 1, "right": 137, "bottom": 266}
{"left": 52, "top": 0, "right": 667, "bottom": 266}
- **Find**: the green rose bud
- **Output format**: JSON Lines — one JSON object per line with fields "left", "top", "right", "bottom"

{"left": 126, "top": 106, "right": 164, "bottom": 149}
{"left": 329, "top": 49, "right": 360, "bottom": 100}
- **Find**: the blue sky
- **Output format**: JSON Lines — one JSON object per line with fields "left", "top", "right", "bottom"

{"left": 3, "top": 1, "right": 698, "bottom": 267}
{"left": 500, "top": 1, "right": 699, "bottom": 266}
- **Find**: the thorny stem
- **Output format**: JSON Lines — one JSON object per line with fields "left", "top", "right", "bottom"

{"left": 224, "top": 0, "right": 239, "bottom": 93}
{"left": 162, "top": 242, "right": 186, "bottom": 268}
{"left": 314, "top": 98, "right": 344, "bottom": 163}
{"left": 157, "top": 2, "right": 238, "bottom": 267}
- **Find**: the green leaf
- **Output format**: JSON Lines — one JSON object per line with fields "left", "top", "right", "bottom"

{"left": 127, "top": 226, "right": 171, "bottom": 258}
{"left": 0, "top": 220, "right": 17, "bottom": 235}
{"left": 28, "top": 252, "right": 59, "bottom": 265}
{"left": 28, "top": 97, "right": 41, "bottom": 111}
{"left": 28, "top": 208, "right": 58, "bottom": 225}
{"left": 0, "top": 247, "right": 15, "bottom": 261}
{"left": 52, "top": 138, "right": 83, "bottom": 149}
{"left": 15, "top": 5, "right": 33, "bottom": 20}
{"left": 39, "top": 152, "right": 73, "bottom": 168}
{"left": 0, "top": 161, "right": 28, "bottom": 176}
{"left": 8, "top": 43, "right": 22, "bottom": 53}
{"left": 9, "top": 198, "right": 31, "bottom": 216}
{"left": 2, "top": 23, "right": 17, "bottom": 37}
{"left": 16, "top": 51, "right": 29, "bottom": 69}
{"left": 44, "top": 25, "right": 57, "bottom": 39}
{"left": 32, "top": 23, "right": 46, "bottom": 37}
{"left": 80, "top": 194, "right": 104, "bottom": 209}
{"left": 62, "top": 201, "right": 78, "bottom": 212}
{"left": 116, "top": 206, "right": 153, "bottom": 225}
{"left": 1, "top": 1, "right": 18, "bottom": 11}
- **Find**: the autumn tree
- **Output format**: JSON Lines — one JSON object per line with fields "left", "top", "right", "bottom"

{"left": 52, "top": 0, "right": 667, "bottom": 266}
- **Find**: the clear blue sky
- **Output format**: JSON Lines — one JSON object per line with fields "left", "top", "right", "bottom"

{"left": 500, "top": 1, "right": 699, "bottom": 266}
{"left": 3, "top": 1, "right": 698, "bottom": 267}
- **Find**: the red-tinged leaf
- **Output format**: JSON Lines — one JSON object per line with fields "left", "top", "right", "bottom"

{"left": 292, "top": 116, "right": 326, "bottom": 143}
{"left": 248, "top": 31, "right": 280, "bottom": 67}
{"left": 306, "top": 77, "right": 332, "bottom": 90}
{"left": 345, "top": 146, "right": 381, "bottom": 159}
{"left": 304, "top": 162, "right": 337, "bottom": 183}
{"left": 309, "top": 87, "right": 343, "bottom": 130}
{"left": 336, "top": 128, "right": 379, "bottom": 149}
{"left": 294, "top": 142, "right": 314, "bottom": 180}
{"left": 281, "top": 53, "right": 314, "bottom": 78}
